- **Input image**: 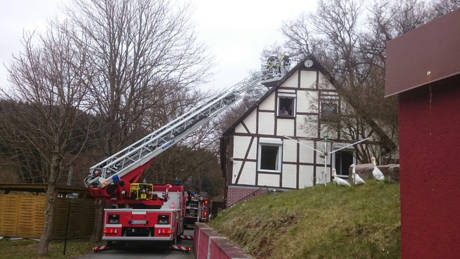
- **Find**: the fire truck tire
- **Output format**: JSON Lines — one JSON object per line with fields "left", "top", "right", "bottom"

{"left": 107, "top": 241, "right": 123, "bottom": 249}
{"left": 106, "top": 241, "right": 116, "bottom": 249}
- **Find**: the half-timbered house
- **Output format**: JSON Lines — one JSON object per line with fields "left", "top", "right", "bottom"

{"left": 220, "top": 56, "right": 364, "bottom": 206}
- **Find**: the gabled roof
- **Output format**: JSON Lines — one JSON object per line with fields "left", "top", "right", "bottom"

{"left": 222, "top": 55, "right": 332, "bottom": 137}
{"left": 220, "top": 55, "right": 336, "bottom": 181}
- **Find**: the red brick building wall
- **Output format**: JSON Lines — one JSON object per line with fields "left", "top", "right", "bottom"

{"left": 399, "top": 78, "right": 460, "bottom": 258}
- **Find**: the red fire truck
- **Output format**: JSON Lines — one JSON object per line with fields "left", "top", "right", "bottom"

{"left": 101, "top": 184, "right": 185, "bottom": 244}
{"left": 185, "top": 193, "right": 210, "bottom": 225}
{"left": 84, "top": 82, "right": 248, "bottom": 250}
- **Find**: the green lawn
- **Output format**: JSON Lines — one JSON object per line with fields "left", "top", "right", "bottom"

{"left": 0, "top": 239, "right": 100, "bottom": 259}
{"left": 211, "top": 181, "right": 400, "bottom": 259}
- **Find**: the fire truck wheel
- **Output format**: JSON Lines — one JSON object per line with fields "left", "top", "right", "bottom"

{"left": 107, "top": 241, "right": 123, "bottom": 249}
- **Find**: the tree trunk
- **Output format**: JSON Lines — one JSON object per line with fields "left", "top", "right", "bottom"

{"left": 90, "top": 200, "right": 104, "bottom": 242}
{"left": 38, "top": 156, "right": 59, "bottom": 255}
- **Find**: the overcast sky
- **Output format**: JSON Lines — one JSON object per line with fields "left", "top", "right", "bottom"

{"left": 0, "top": 0, "right": 317, "bottom": 91}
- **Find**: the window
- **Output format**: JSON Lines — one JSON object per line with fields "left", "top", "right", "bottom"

{"left": 321, "top": 101, "right": 338, "bottom": 119}
{"left": 278, "top": 96, "right": 295, "bottom": 117}
{"left": 258, "top": 138, "right": 282, "bottom": 172}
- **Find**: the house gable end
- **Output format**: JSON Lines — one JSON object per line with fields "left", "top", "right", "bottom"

{"left": 222, "top": 55, "right": 369, "bottom": 203}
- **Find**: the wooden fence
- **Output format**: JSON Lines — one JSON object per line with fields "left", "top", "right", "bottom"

{"left": 0, "top": 194, "right": 95, "bottom": 239}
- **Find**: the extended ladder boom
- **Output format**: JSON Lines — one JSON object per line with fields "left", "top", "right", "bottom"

{"left": 84, "top": 80, "right": 254, "bottom": 188}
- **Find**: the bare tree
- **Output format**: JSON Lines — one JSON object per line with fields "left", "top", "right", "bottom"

{"left": 67, "top": 0, "right": 211, "bottom": 156}
{"left": 279, "top": 0, "right": 460, "bottom": 162}
{"left": 308, "top": 0, "right": 400, "bottom": 158}
{"left": 430, "top": 0, "right": 460, "bottom": 18}
{"left": 146, "top": 145, "right": 224, "bottom": 197}
{"left": 62, "top": 0, "right": 211, "bottom": 241}
{"left": 0, "top": 104, "right": 46, "bottom": 183}
{"left": 2, "top": 23, "right": 92, "bottom": 255}
{"left": 282, "top": 14, "right": 314, "bottom": 56}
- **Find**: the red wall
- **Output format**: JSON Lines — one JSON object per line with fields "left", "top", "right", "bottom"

{"left": 399, "top": 77, "right": 460, "bottom": 258}
{"left": 194, "top": 223, "right": 252, "bottom": 259}
{"left": 226, "top": 186, "right": 268, "bottom": 207}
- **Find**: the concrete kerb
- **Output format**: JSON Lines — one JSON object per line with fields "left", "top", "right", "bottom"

{"left": 194, "top": 222, "right": 253, "bottom": 259}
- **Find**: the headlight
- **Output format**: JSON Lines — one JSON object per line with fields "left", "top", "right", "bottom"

{"left": 157, "top": 215, "right": 169, "bottom": 224}
{"left": 108, "top": 214, "right": 120, "bottom": 224}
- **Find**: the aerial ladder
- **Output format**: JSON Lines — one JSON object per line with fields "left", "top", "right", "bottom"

{"left": 84, "top": 77, "right": 261, "bottom": 249}
{"left": 82, "top": 56, "right": 301, "bottom": 251}
{"left": 84, "top": 79, "right": 254, "bottom": 200}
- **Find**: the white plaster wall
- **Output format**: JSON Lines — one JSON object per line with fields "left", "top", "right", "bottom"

{"left": 233, "top": 136, "right": 252, "bottom": 159}
{"left": 315, "top": 166, "right": 331, "bottom": 185}
{"left": 282, "top": 164, "right": 297, "bottom": 188}
{"left": 320, "top": 124, "right": 338, "bottom": 140}
{"left": 257, "top": 173, "right": 280, "bottom": 187}
{"left": 299, "top": 140, "right": 315, "bottom": 163}
{"left": 297, "top": 90, "right": 318, "bottom": 113}
{"left": 299, "top": 165, "right": 314, "bottom": 188}
{"left": 300, "top": 71, "right": 317, "bottom": 88}
{"left": 243, "top": 111, "right": 257, "bottom": 134}
{"left": 283, "top": 139, "right": 297, "bottom": 163}
{"left": 232, "top": 160, "right": 241, "bottom": 184}
{"left": 237, "top": 162, "right": 256, "bottom": 185}
{"left": 318, "top": 72, "right": 335, "bottom": 90}
{"left": 296, "top": 115, "right": 318, "bottom": 138}
{"left": 235, "top": 123, "right": 247, "bottom": 134}
{"left": 259, "top": 93, "right": 275, "bottom": 110}
{"left": 281, "top": 72, "right": 298, "bottom": 88}
{"left": 258, "top": 112, "right": 275, "bottom": 135}
{"left": 276, "top": 118, "right": 295, "bottom": 137}
{"left": 315, "top": 142, "right": 332, "bottom": 166}
{"left": 248, "top": 139, "right": 257, "bottom": 160}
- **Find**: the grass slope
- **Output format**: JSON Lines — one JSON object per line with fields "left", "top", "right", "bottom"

{"left": 211, "top": 181, "right": 400, "bottom": 259}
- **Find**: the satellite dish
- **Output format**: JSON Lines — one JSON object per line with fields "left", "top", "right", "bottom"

{"left": 304, "top": 59, "right": 314, "bottom": 68}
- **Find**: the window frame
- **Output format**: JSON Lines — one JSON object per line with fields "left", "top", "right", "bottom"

{"left": 257, "top": 138, "right": 283, "bottom": 173}
{"left": 320, "top": 100, "right": 338, "bottom": 120}
{"left": 277, "top": 94, "right": 296, "bottom": 118}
